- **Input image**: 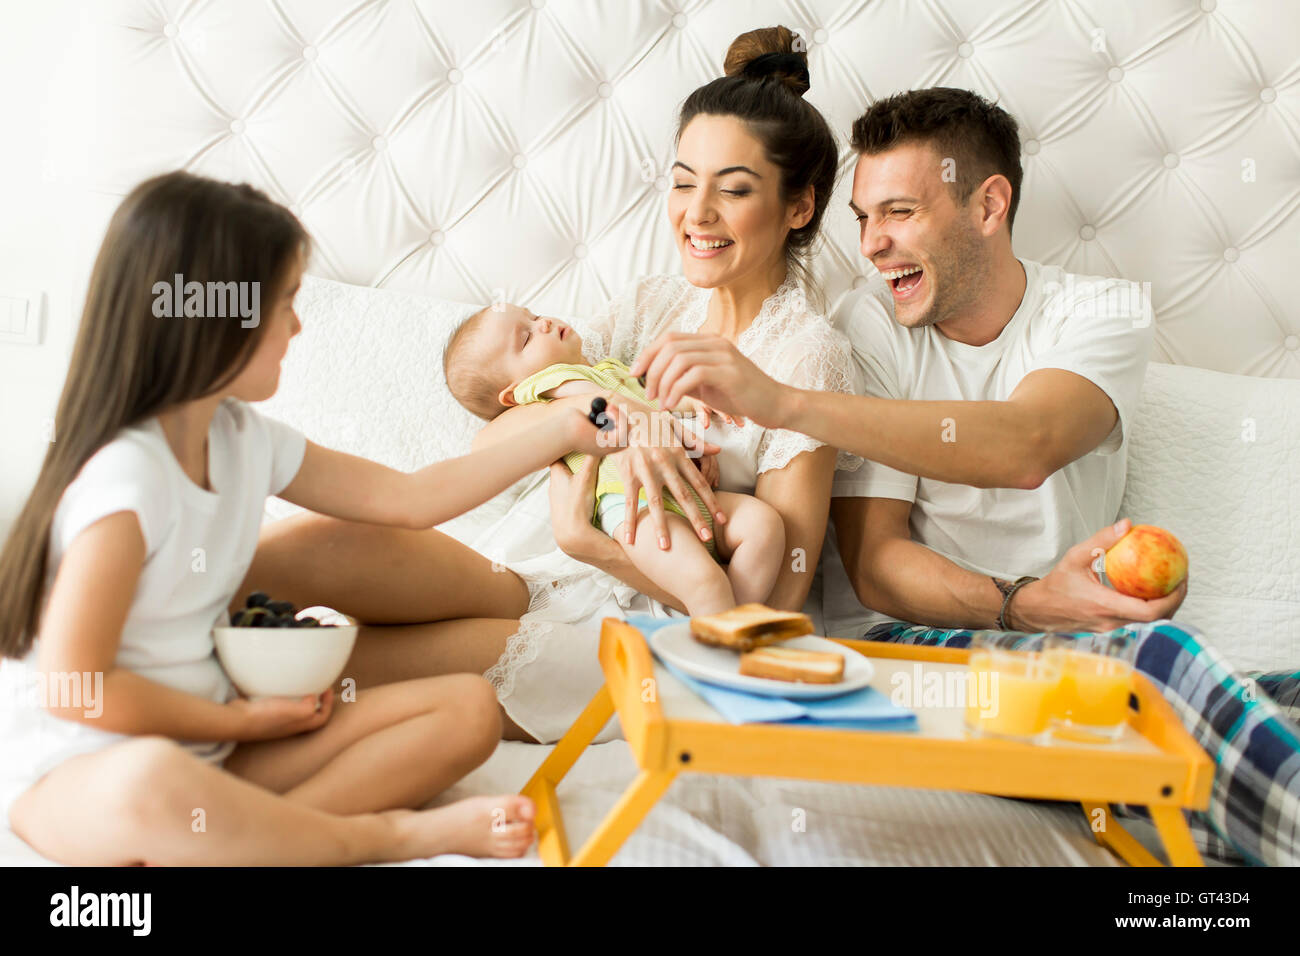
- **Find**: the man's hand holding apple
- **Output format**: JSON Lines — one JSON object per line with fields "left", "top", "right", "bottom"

{"left": 1007, "top": 518, "right": 1188, "bottom": 633}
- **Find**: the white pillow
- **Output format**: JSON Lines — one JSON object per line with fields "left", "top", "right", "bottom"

{"left": 256, "top": 274, "right": 525, "bottom": 543}
{"left": 1120, "top": 363, "right": 1300, "bottom": 672}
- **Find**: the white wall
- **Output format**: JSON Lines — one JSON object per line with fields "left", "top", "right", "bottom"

{"left": 0, "top": 1, "right": 118, "bottom": 542}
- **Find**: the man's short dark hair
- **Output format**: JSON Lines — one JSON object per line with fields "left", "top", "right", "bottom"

{"left": 849, "top": 87, "right": 1023, "bottom": 232}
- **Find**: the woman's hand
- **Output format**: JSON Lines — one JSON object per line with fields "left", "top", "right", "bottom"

{"left": 229, "top": 690, "right": 334, "bottom": 741}
{"left": 631, "top": 331, "right": 788, "bottom": 428}
{"left": 613, "top": 406, "right": 724, "bottom": 551}
{"left": 548, "top": 458, "right": 609, "bottom": 562}
{"left": 546, "top": 459, "right": 689, "bottom": 612}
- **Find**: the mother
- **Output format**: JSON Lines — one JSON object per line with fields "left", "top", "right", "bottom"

{"left": 241, "top": 26, "right": 854, "bottom": 743}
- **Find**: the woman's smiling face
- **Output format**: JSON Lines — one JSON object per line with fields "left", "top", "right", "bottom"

{"left": 668, "top": 114, "right": 811, "bottom": 289}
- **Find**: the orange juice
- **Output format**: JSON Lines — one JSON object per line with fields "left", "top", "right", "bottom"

{"left": 1049, "top": 650, "right": 1131, "bottom": 740}
{"left": 965, "top": 651, "right": 1061, "bottom": 742}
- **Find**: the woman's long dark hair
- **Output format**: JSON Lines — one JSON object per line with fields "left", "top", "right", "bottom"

{"left": 0, "top": 171, "right": 309, "bottom": 658}
{"left": 678, "top": 25, "right": 839, "bottom": 304}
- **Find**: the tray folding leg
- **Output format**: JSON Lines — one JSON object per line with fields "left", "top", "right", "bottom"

{"left": 1149, "top": 805, "right": 1204, "bottom": 867}
{"left": 568, "top": 768, "right": 678, "bottom": 867}
{"left": 1081, "top": 801, "right": 1162, "bottom": 866}
{"left": 1081, "top": 801, "right": 1203, "bottom": 867}
{"left": 520, "top": 684, "right": 615, "bottom": 867}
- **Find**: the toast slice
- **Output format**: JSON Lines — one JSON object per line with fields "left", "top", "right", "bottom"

{"left": 690, "top": 603, "right": 813, "bottom": 652}
{"left": 739, "top": 645, "right": 845, "bottom": 684}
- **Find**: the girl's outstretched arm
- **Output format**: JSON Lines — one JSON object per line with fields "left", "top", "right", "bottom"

{"left": 36, "top": 512, "right": 329, "bottom": 742}
{"left": 278, "top": 404, "right": 619, "bottom": 530}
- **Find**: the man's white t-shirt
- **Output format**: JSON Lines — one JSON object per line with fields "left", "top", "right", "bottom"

{"left": 820, "top": 258, "right": 1154, "bottom": 639}
{"left": 0, "top": 400, "right": 306, "bottom": 827}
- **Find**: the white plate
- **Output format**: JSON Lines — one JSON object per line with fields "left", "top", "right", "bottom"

{"left": 647, "top": 622, "right": 874, "bottom": 699}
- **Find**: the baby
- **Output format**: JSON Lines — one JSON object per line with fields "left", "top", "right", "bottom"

{"left": 444, "top": 302, "right": 785, "bottom": 616}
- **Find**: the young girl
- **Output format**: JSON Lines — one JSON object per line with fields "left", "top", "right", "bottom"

{"left": 0, "top": 171, "right": 617, "bottom": 865}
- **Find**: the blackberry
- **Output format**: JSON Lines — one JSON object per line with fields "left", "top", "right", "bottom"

{"left": 589, "top": 396, "right": 613, "bottom": 431}
{"left": 237, "top": 607, "right": 270, "bottom": 627}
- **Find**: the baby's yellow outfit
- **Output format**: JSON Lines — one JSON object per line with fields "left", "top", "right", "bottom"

{"left": 512, "top": 359, "right": 717, "bottom": 557}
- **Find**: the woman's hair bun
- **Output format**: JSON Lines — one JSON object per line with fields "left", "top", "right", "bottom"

{"left": 723, "top": 25, "right": 811, "bottom": 97}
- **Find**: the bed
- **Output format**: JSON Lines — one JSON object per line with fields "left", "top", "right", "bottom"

{"left": 9, "top": 0, "right": 1296, "bottom": 866}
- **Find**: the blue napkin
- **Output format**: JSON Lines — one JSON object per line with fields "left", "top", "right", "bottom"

{"left": 627, "top": 614, "right": 917, "bottom": 732}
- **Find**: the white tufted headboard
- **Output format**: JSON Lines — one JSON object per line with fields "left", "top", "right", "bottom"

{"left": 75, "top": 0, "right": 1299, "bottom": 379}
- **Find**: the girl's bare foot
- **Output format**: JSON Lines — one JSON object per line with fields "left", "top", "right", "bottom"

{"left": 386, "top": 795, "right": 535, "bottom": 861}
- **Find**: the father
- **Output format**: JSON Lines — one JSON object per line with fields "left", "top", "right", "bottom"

{"left": 634, "top": 88, "right": 1300, "bottom": 866}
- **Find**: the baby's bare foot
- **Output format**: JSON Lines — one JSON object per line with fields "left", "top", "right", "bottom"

{"left": 387, "top": 795, "right": 535, "bottom": 861}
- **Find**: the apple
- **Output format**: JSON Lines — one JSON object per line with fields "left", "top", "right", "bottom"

{"left": 1104, "top": 524, "right": 1188, "bottom": 599}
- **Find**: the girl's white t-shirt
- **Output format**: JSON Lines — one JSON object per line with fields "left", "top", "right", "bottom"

{"left": 0, "top": 400, "right": 306, "bottom": 823}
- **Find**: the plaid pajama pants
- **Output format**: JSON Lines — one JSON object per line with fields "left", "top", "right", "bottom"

{"left": 864, "top": 618, "right": 1300, "bottom": 866}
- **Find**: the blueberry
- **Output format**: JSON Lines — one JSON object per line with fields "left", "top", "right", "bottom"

{"left": 245, "top": 591, "right": 270, "bottom": 609}
{"left": 268, "top": 600, "right": 295, "bottom": 617}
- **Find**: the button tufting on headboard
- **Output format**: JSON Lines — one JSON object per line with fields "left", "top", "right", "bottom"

{"left": 78, "top": 0, "right": 1298, "bottom": 379}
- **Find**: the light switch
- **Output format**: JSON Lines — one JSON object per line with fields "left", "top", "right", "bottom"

{"left": 0, "top": 291, "right": 44, "bottom": 345}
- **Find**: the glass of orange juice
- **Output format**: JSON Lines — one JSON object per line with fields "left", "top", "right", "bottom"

{"left": 965, "top": 637, "right": 1062, "bottom": 744}
{"left": 1043, "top": 636, "right": 1133, "bottom": 742}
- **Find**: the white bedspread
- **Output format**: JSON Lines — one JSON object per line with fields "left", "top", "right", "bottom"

{"left": 0, "top": 740, "right": 1127, "bottom": 866}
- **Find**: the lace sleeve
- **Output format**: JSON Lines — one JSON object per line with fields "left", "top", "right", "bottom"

{"left": 624, "top": 275, "right": 700, "bottom": 361}
{"left": 755, "top": 321, "right": 864, "bottom": 475}
{"left": 569, "top": 284, "right": 624, "bottom": 364}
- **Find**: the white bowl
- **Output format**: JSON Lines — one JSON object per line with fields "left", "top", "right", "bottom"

{"left": 213, "top": 623, "right": 358, "bottom": 698}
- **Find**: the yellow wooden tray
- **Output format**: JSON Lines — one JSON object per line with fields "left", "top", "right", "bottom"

{"left": 521, "top": 618, "right": 1214, "bottom": 867}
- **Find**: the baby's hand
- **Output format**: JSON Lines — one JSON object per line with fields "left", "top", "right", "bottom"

{"left": 696, "top": 451, "right": 721, "bottom": 489}
{"left": 677, "top": 396, "right": 744, "bottom": 429}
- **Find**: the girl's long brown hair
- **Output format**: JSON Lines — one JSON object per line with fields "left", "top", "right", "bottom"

{"left": 0, "top": 171, "right": 309, "bottom": 658}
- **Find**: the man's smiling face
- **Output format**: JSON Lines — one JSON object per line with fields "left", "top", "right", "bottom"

{"left": 849, "top": 141, "right": 989, "bottom": 330}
